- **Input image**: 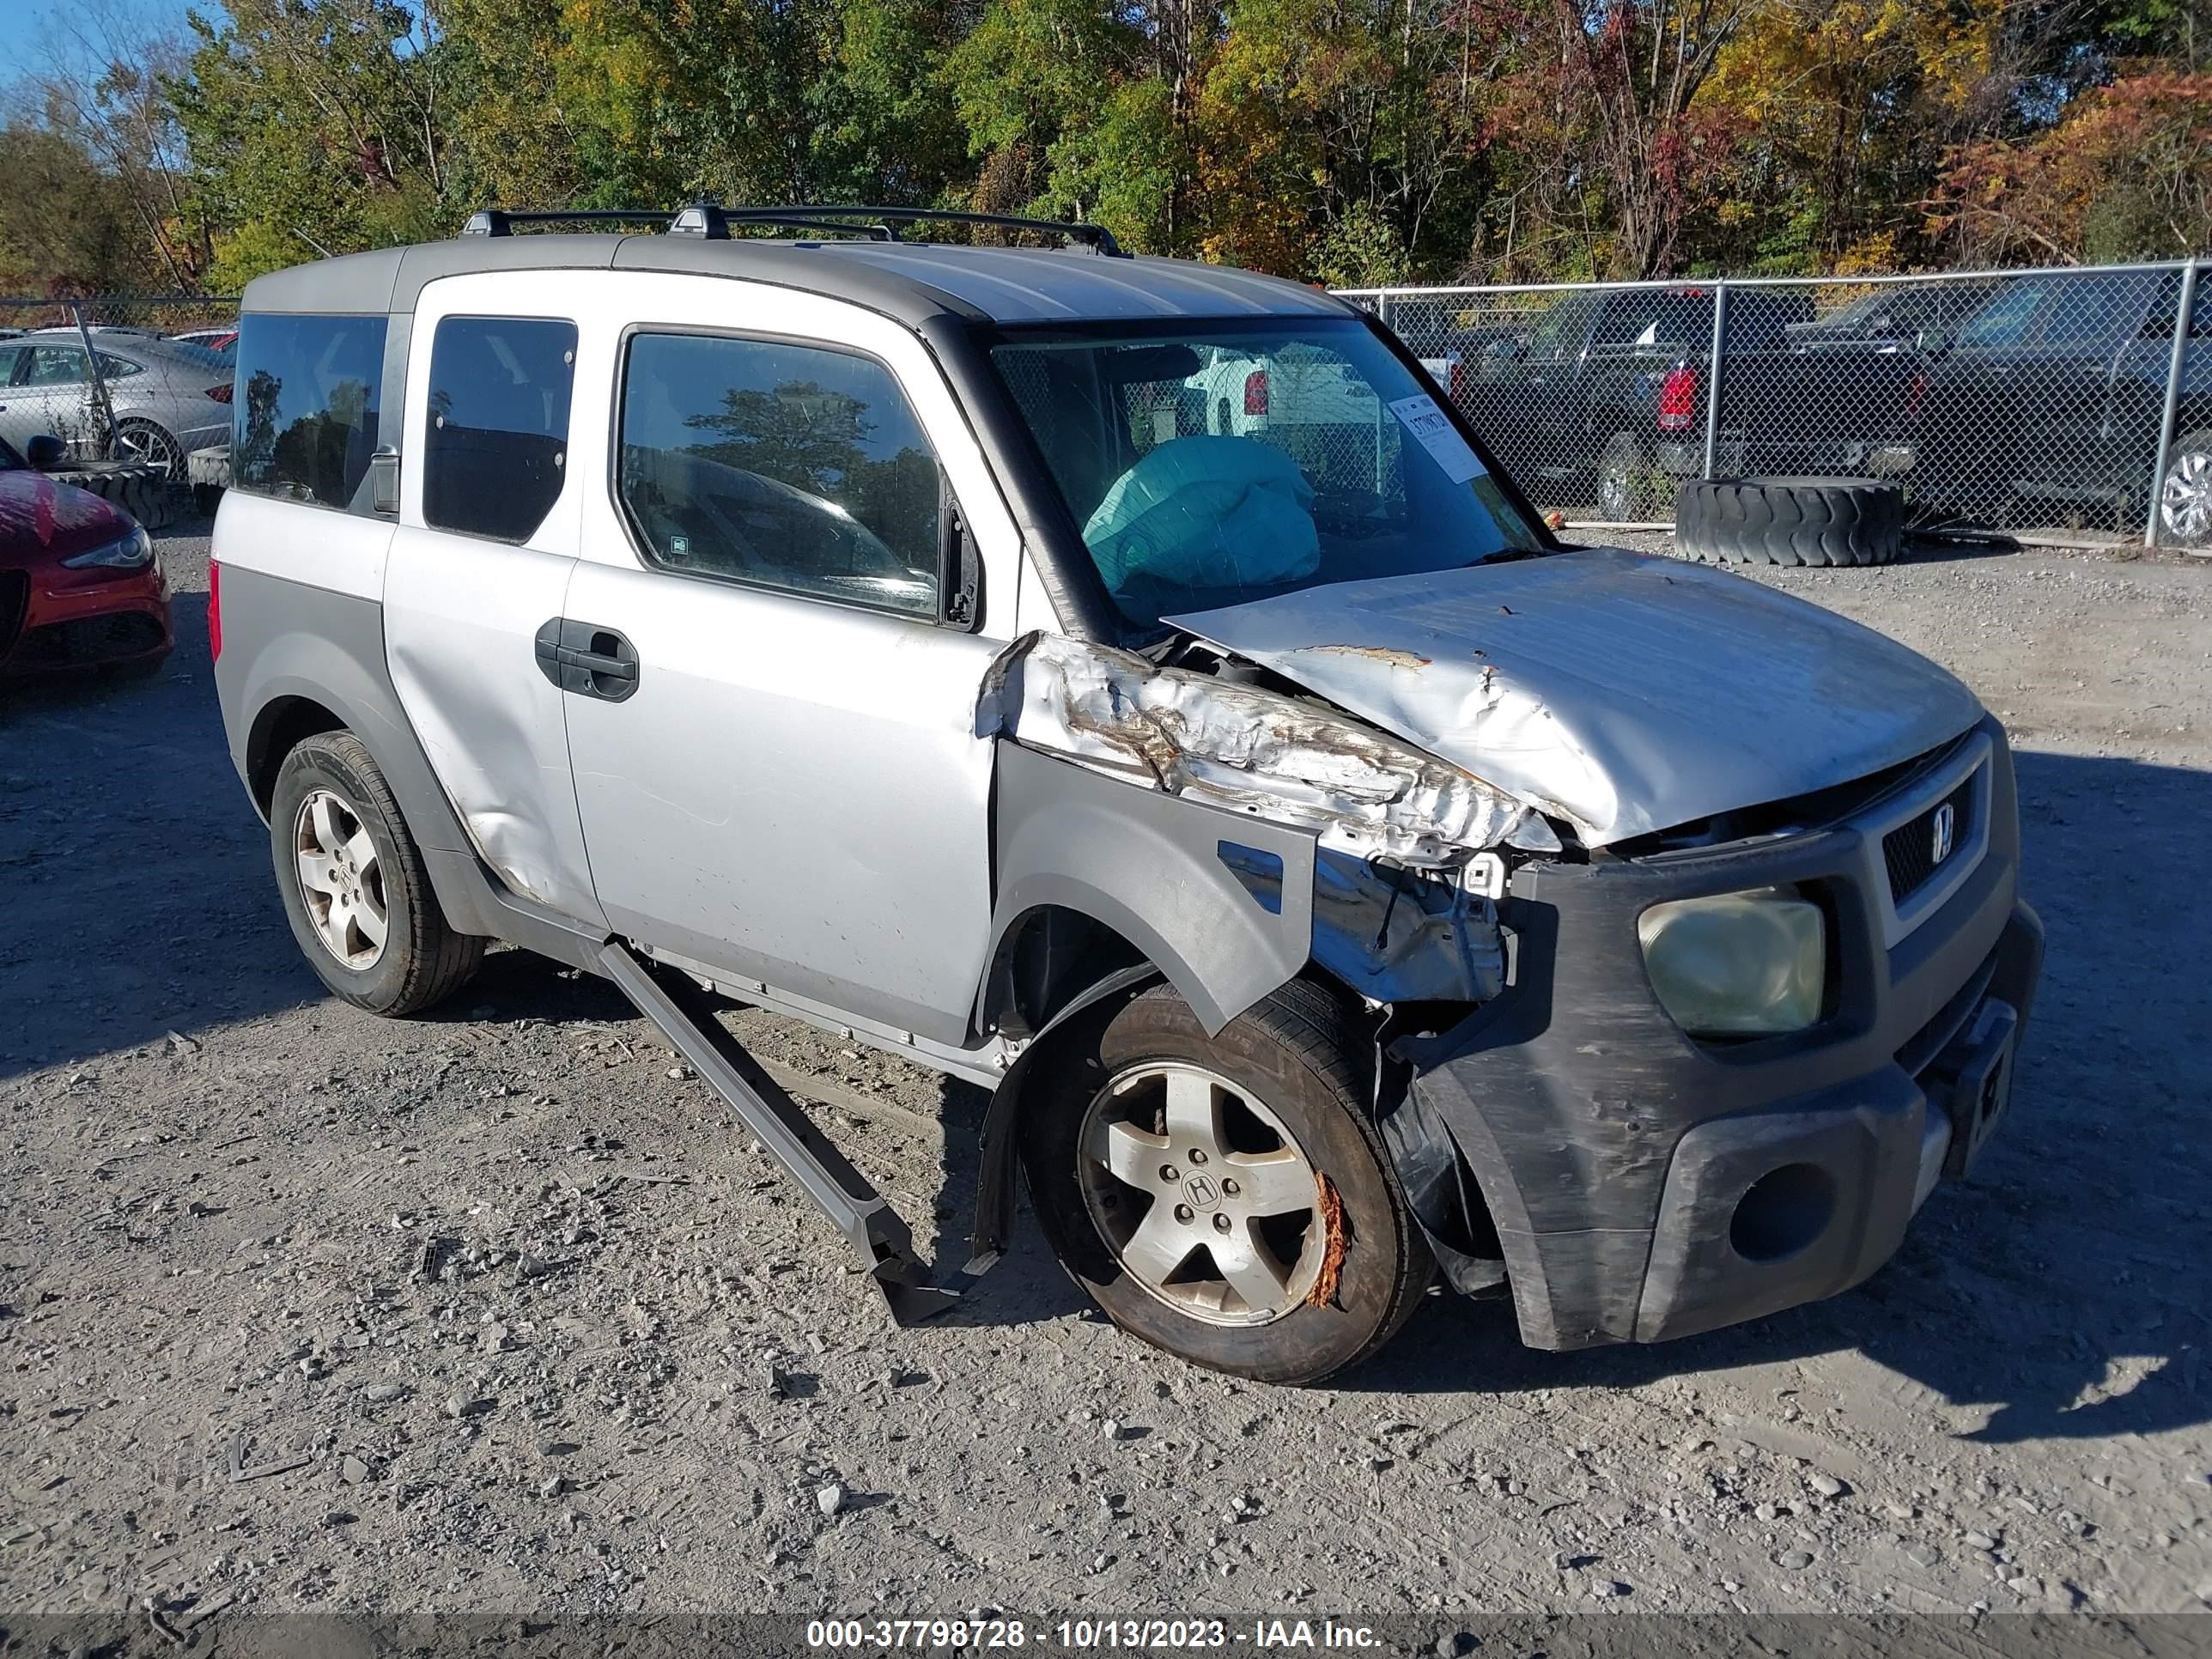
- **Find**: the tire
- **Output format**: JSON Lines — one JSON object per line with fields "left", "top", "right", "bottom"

{"left": 1674, "top": 474, "right": 1904, "bottom": 567}
{"left": 40, "top": 461, "right": 179, "bottom": 531}
{"left": 1021, "top": 980, "right": 1433, "bottom": 1383}
{"left": 1595, "top": 433, "right": 1650, "bottom": 523}
{"left": 115, "top": 418, "right": 185, "bottom": 482}
{"left": 269, "top": 730, "right": 483, "bottom": 1016}
{"left": 2157, "top": 428, "right": 2212, "bottom": 551}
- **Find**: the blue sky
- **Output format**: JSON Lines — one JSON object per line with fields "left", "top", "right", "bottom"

{"left": 2, "top": 0, "right": 213, "bottom": 89}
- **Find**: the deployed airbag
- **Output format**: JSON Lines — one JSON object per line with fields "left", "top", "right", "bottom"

{"left": 1082, "top": 436, "right": 1321, "bottom": 596}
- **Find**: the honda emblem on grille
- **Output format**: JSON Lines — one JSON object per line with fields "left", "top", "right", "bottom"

{"left": 1930, "top": 802, "right": 1956, "bottom": 866}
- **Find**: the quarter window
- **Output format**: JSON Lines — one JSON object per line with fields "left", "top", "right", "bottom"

{"left": 422, "top": 315, "right": 578, "bottom": 543}
{"left": 24, "top": 345, "right": 87, "bottom": 386}
{"left": 232, "top": 313, "right": 387, "bottom": 511}
{"left": 617, "top": 332, "right": 942, "bottom": 618}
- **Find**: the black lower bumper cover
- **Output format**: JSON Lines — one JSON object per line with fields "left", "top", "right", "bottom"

{"left": 1394, "top": 734, "right": 2043, "bottom": 1350}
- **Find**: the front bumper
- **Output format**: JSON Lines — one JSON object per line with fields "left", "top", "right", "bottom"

{"left": 1398, "top": 716, "right": 2043, "bottom": 1349}
{"left": 0, "top": 556, "right": 173, "bottom": 676}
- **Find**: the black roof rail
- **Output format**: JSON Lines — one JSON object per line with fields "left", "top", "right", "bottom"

{"left": 460, "top": 200, "right": 1126, "bottom": 257}
{"left": 764, "top": 206, "right": 1127, "bottom": 257}
{"left": 460, "top": 203, "right": 896, "bottom": 241}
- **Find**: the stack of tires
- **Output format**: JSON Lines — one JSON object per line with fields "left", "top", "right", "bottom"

{"left": 39, "top": 461, "right": 182, "bottom": 531}
{"left": 1674, "top": 476, "right": 1904, "bottom": 568}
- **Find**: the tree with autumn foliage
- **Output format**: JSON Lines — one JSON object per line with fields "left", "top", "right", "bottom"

{"left": 0, "top": 0, "right": 2203, "bottom": 296}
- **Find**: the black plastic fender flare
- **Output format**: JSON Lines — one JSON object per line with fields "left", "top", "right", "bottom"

{"left": 964, "top": 963, "right": 1164, "bottom": 1275}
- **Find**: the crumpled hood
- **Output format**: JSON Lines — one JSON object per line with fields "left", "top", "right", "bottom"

{"left": 1166, "top": 547, "right": 1984, "bottom": 847}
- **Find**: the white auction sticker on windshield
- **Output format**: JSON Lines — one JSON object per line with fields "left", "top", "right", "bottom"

{"left": 1388, "top": 394, "right": 1486, "bottom": 484}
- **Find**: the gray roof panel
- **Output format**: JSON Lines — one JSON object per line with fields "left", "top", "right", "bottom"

{"left": 243, "top": 233, "right": 1352, "bottom": 328}
{"left": 802, "top": 243, "right": 1348, "bottom": 323}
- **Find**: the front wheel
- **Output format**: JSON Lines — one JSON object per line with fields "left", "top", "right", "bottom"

{"left": 269, "top": 731, "right": 483, "bottom": 1015}
{"left": 1021, "top": 981, "right": 1432, "bottom": 1383}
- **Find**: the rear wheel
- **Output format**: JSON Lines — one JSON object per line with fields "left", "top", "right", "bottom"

{"left": 1021, "top": 981, "right": 1431, "bottom": 1383}
{"left": 269, "top": 731, "right": 483, "bottom": 1015}
{"left": 115, "top": 418, "right": 185, "bottom": 481}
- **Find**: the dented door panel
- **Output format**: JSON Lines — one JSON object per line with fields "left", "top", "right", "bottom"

{"left": 383, "top": 529, "right": 604, "bottom": 921}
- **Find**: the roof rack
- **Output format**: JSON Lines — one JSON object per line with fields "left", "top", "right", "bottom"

{"left": 460, "top": 200, "right": 1127, "bottom": 257}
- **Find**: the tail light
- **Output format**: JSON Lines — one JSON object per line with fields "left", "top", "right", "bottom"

{"left": 1657, "top": 365, "right": 1699, "bottom": 432}
{"left": 1905, "top": 369, "right": 1928, "bottom": 421}
{"left": 206, "top": 382, "right": 234, "bottom": 404}
{"left": 208, "top": 559, "right": 222, "bottom": 661}
{"left": 1243, "top": 368, "right": 1269, "bottom": 416}
{"left": 1448, "top": 356, "right": 1470, "bottom": 404}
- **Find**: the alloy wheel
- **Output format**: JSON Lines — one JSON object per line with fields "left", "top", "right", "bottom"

{"left": 1077, "top": 1061, "right": 1325, "bottom": 1327}
{"left": 293, "top": 788, "right": 389, "bottom": 969}
{"left": 2160, "top": 446, "right": 2212, "bottom": 546}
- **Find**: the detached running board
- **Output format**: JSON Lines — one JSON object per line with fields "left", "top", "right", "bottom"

{"left": 598, "top": 939, "right": 967, "bottom": 1326}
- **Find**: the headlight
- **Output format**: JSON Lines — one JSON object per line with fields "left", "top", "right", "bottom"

{"left": 62, "top": 526, "right": 154, "bottom": 570}
{"left": 1637, "top": 888, "right": 1825, "bottom": 1037}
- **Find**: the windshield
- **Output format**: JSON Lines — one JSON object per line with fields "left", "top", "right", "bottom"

{"left": 989, "top": 318, "right": 1540, "bottom": 630}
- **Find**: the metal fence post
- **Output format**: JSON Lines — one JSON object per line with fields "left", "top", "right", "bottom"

{"left": 71, "top": 302, "right": 124, "bottom": 463}
{"left": 1701, "top": 280, "right": 1729, "bottom": 481}
{"left": 2146, "top": 255, "right": 2199, "bottom": 548}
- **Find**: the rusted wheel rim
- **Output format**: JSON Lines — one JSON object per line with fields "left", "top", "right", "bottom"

{"left": 1078, "top": 1060, "right": 1324, "bottom": 1326}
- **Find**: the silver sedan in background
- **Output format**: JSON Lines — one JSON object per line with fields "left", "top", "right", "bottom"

{"left": 0, "top": 331, "right": 233, "bottom": 478}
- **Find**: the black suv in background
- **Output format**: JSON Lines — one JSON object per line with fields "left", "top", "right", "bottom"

{"left": 1910, "top": 268, "right": 2211, "bottom": 542}
{"left": 1468, "top": 285, "right": 1924, "bottom": 520}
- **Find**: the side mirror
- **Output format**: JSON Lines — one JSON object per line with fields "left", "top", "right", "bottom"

{"left": 1917, "top": 326, "right": 1954, "bottom": 358}
{"left": 369, "top": 447, "right": 401, "bottom": 517}
{"left": 939, "top": 497, "right": 981, "bottom": 629}
{"left": 24, "top": 433, "right": 66, "bottom": 470}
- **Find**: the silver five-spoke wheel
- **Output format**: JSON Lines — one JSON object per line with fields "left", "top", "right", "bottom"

{"left": 293, "top": 788, "right": 388, "bottom": 969}
{"left": 1079, "top": 1061, "right": 1324, "bottom": 1326}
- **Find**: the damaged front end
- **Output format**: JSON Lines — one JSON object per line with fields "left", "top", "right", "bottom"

{"left": 977, "top": 629, "right": 1559, "bottom": 877}
{"left": 978, "top": 629, "right": 1537, "bottom": 1287}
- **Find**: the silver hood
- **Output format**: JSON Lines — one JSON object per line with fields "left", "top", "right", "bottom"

{"left": 1165, "top": 548, "right": 1984, "bottom": 847}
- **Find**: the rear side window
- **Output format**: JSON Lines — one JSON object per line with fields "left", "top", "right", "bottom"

{"left": 422, "top": 316, "right": 578, "bottom": 543}
{"left": 25, "top": 344, "right": 87, "bottom": 386}
{"left": 233, "top": 313, "right": 387, "bottom": 511}
{"left": 616, "top": 331, "right": 942, "bottom": 618}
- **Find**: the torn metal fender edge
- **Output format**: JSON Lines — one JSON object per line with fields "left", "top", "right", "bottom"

{"left": 965, "top": 963, "right": 1164, "bottom": 1277}
{"left": 976, "top": 630, "right": 1554, "bottom": 872}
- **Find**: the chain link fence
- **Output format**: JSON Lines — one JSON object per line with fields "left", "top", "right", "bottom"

{"left": 1343, "top": 260, "right": 2210, "bottom": 553}
{"left": 11, "top": 276, "right": 2212, "bottom": 552}
{"left": 0, "top": 295, "right": 240, "bottom": 507}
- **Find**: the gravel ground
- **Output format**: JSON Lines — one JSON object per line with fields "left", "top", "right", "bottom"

{"left": 3, "top": 520, "right": 2209, "bottom": 1634}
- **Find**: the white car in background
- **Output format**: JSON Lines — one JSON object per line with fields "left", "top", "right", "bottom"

{"left": 0, "top": 330, "right": 233, "bottom": 478}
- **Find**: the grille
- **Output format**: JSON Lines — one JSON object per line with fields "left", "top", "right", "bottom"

{"left": 0, "top": 571, "right": 27, "bottom": 659}
{"left": 1883, "top": 774, "right": 1977, "bottom": 904}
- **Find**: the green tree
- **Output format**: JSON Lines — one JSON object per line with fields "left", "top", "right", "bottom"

{"left": 171, "top": 0, "right": 458, "bottom": 287}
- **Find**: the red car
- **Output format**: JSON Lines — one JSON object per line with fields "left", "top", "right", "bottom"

{"left": 0, "top": 434, "right": 172, "bottom": 678}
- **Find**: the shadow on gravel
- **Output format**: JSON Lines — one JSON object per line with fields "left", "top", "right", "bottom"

{"left": 0, "top": 552, "right": 325, "bottom": 1082}
{"left": 1340, "top": 750, "right": 2212, "bottom": 1449}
